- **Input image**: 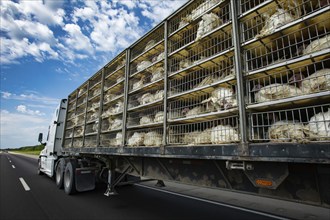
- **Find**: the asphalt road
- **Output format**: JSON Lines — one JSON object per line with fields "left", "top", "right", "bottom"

{"left": 0, "top": 152, "right": 280, "bottom": 220}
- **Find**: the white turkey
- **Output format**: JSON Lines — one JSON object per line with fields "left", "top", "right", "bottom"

{"left": 92, "top": 87, "right": 101, "bottom": 97}
{"left": 301, "top": 69, "right": 330, "bottom": 94}
{"left": 184, "top": 129, "right": 212, "bottom": 144}
{"left": 179, "top": 59, "right": 193, "bottom": 70}
{"left": 88, "top": 110, "right": 99, "bottom": 121}
{"left": 73, "top": 139, "right": 83, "bottom": 147}
{"left": 88, "top": 101, "right": 100, "bottom": 111}
{"left": 138, "top": 93, "right": 154, "bottom": 105}
{"left": 71, "top": 116, "right": 78, "bottom": 126}
{"left": 107, "top": 133, "right": 123, "bottom": 146}
{"left": 92, "top": 121, "right": 99, "bottom": 132}
{"left": 268, "top": 120, "right": 307, "bottom": 143}
{"left": 116, "top": 76, "right": 125, "bottom": 83}
{"left": 152, "top": 52, "right": 165, "bottom": 62}
{"left": 211, "top": 125, "right": 239, "bottom": 144}
{"left": 253, "top": 83, "right": 303, "bottom": 102}
{"left": 305, "top": 109, "right": 330, "bottom": 140}
{"left": 144, "top": 40, "right": 156, "bottom": 51}
{"left": 74, "top": 127, "right": 84, "bottom": 137}
{"left": 194, "top": 75, "right": 220, "bottom": 88}
{"left": 103, "top": 93, "right": 114, "bottom": 103}
{"left": 140, "top": 116, "right": 153, "bottom": 125}
{"left": 151, "top": 67, "right": 164, "bottom": 82}
{"left": 127, "top": 132, "right": 145, "bottom": 146}
{"left": 144, "top": 131, "right": 163, "bottom": 146}
{"left": 109, "top": 118, "right": 122, "bottom": 130}
{"left": 178, "top": 20, "right": 188, "bottom": 29}
{"left": 76, "top": 116, "right": 85, "bottom": 125}
{"left": 202, "top": 87, "right": 237, "bottom": 110}
{"left": 115, "top": 132, "right": 123, "bottom": 146}
{"left": 113, "top": 100, "right": 124, "bottom": 113}
{"left": 184, "top": 0, "right": 223, "bottom": 22}
{"left": 116, "top": 58, "right": 126, "bottom": 70}
{"left": 154, "top": 111, "right": 164, "bottom": 123}
{"left": 255, "top": 8, "right": 295, "bottom": 39}
{"left": 137, "top": 61, "right": 152, "bottom": 72}
{"left": 132, "top": 76, "right": 145, "bottom": 91}
{"left": 154, "top": 90, "right": 164, "bottom": 101}
{"left": 196, "top": 13, "right": 222, "bottom": 41}
{"left": 157, "top": 52, "right": 165, "bottom": 61}
{"left": 303, "top": 35, "right": 330, "bottom": 55}
{"left": 183, "top": 106, "right": 205, "bottom": 117}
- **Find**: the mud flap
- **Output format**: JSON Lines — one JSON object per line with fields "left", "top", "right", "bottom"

{"left": 75, "top": 168, "right": 96, "bottom": 192}
{"left": 244, "top": 162, "right": 288, "bottom": 189}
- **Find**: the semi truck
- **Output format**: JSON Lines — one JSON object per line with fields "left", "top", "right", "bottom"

{"left": 38, "top": 0, "right": 330, "bottom": 208}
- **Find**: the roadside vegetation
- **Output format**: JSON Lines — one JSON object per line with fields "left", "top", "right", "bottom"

{"left": 10, "top": 145, "right": 44, "bottom": 155}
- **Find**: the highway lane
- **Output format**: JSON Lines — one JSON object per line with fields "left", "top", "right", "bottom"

{"left": 0, "top": 152, "right": 280, "bottom": 220}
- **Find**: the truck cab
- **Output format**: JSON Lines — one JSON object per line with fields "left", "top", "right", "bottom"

{"left": 38, "top": 99, "right": 67, "bottom": 177}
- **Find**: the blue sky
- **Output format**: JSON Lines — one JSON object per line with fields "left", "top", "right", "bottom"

{"left": 0, "top": 0, "right": 188, "bottom": 149}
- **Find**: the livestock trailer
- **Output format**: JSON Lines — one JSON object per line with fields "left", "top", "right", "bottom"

{"left": 38, "top": 0, "right": 330, "bottom": 208}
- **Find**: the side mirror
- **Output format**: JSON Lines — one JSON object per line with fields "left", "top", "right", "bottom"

{"left": 38, "top": 133, "right": 43, "bottom": 143}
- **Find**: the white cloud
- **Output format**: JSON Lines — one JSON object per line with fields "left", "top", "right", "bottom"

{"left": 0, "top": 0, "right": 188, "bottom": 65}
{"left": 0, "top": 0, "right": 65, "bottom": 26}
{"left": 0, "top": 37, "right": 58, "bottom": 64}
{"left": 139, "top": 0, "right": 188, "bottom": 25}
{"left": 115, "top": 0, "right": 137, "bottom": 9}
{"left": 1, "top": 91, "right": 59, "bottom": 105}
{"left": 16, "top": 105, "right": 45, "bottom": 116}
{"left": 63, "top": 23, "right": 94, "bottom": 53}
{"left": 0, "top": 110, "right": 48, "bottom": 148}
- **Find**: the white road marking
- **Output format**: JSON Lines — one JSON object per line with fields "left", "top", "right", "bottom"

{"left": 136, "top": 184, "right": 288, "bottom": 220}
{"left": 19, "top": 178, "right": 31, "bottom": 191}
{"left": 9, "top": 160, "right": 12, "bottom": 163}
{"left": 12, "top": 165, "right": 15, "bottom": 169}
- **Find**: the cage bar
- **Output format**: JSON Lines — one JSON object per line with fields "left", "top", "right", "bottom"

{"left": 168, "top": 1, "right": 231, "bottom": 53}
{"left": 247, "top": 58, "right": 330, "bottom": 104}
{"left": 168, "top": 0, "right": 225, "bottom": 35}
{"left": 127, "top": 86, "right": 164, "bottom": 110}
{"left": 169, "top": 56, "right": 234, "bottom": 96}
{"left": 168, "top": 30, "right": 233, "bottom": 74}
{"left": 126, "top": 127, "right": 163, "bottom": 147}
{"left": 250, "top": 103, "right": 330, "bottom": 142}
{"left": 243, "top": 15, "right": 330, "bottom": 72}
{"left": 100, "top": 132, "right": 123, "bottom": 147}
{"left": 169, "top": 116, "right": 239, "bottom": 145}
{"left": 127, "top": 104, "right": 164, "bottom": 128}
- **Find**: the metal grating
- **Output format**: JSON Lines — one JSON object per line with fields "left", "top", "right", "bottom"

{"left": 247, "top": 58, "right": 330, "bottom": 104}
{"left": 126, "top": 127, "right": 163, "bottom": 147}
{"left": 169, "top": 116, "right": 240, "bottom": 145}
{"left": 250, "top": 104, "right": 330, "bottom": 142}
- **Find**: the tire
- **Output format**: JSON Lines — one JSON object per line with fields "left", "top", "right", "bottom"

{"left": 55, "top": 159, "right": 65, "bottom": 189}
{"left": 37, "top": 159, "right": 43, "bottom": 175}
{"left": 64, "top": 160, "right": 77, "bottom": 195}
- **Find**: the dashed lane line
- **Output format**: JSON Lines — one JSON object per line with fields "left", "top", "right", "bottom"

{"left": 12, "top": 165, "right": 16, "bottom": 169}
{"left": 19, "top": 177, "right": 31, "bottom": 191}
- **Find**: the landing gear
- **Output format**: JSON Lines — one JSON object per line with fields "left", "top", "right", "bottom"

{"left": 155, "top": 180, "right": 165, "bottom": 187}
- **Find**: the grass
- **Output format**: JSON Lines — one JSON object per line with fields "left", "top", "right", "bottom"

{"left": 12, "top": 150, "right": 41, "bottom": 156}
{"left": 9, "top": 144, "right": 44, "bottom": 156}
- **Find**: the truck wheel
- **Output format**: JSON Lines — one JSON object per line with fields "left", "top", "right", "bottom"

{"left": 55, "top": 159, "right": 65, "bottom": 189}
{"left": 64, "top": 160, "right": 77, "bottom": 195}
{"left": 37, "top": 159, "right": 43, "bottom": 175}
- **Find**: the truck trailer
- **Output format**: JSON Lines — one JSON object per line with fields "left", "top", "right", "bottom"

{"left": 38, "top": 0, "right": 330, "bottom": 208}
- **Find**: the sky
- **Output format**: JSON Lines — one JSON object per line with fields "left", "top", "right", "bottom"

{"left": 0, "top": 0, "right": 188, "bottom": 149}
